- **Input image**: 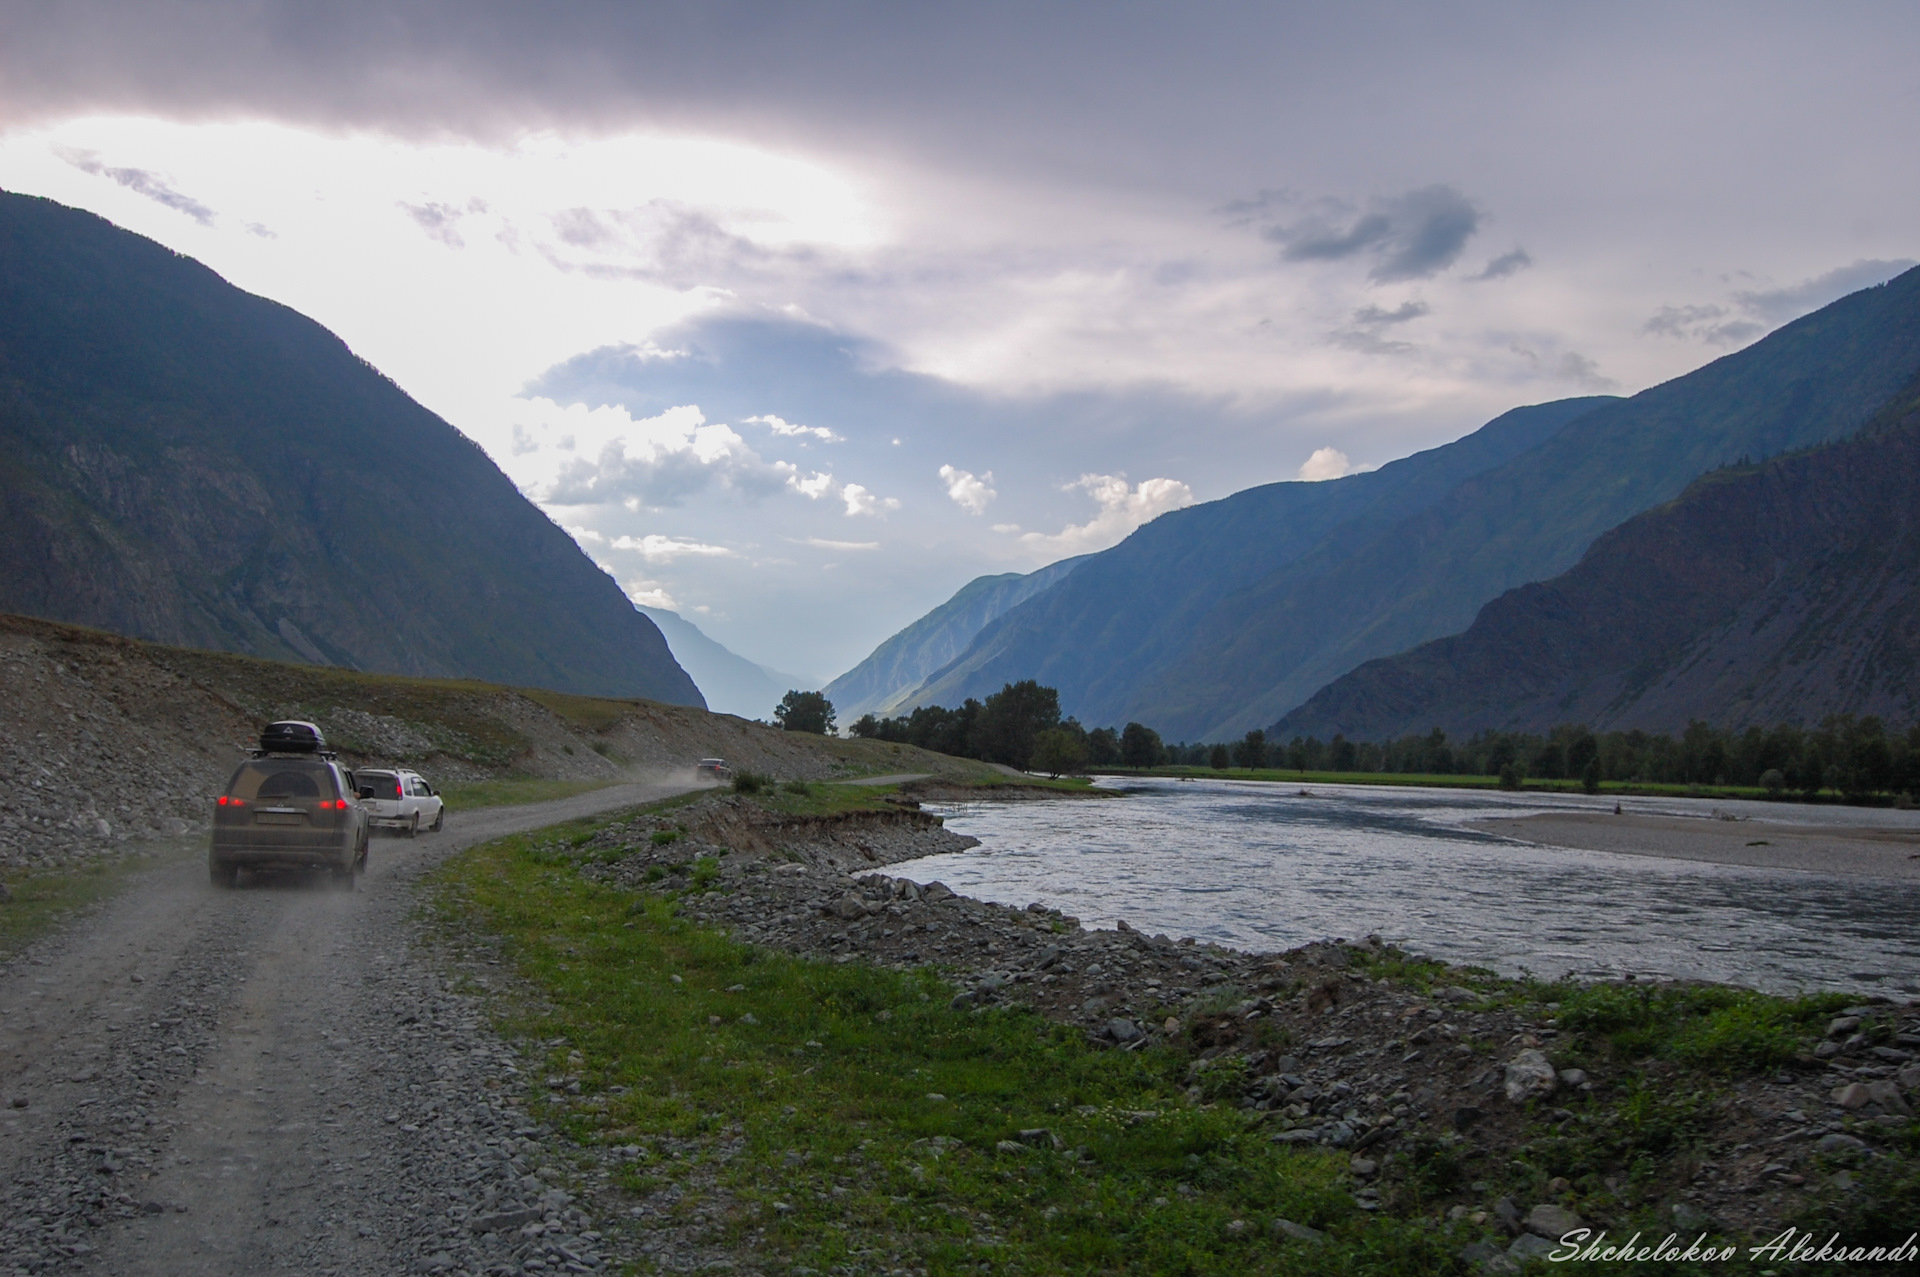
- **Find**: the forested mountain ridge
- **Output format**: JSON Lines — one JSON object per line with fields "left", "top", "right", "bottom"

{"left": 1273, "top": 373, "right": 1920, "bottom": 741}
{"left": 823, "top": 555, "right": 1086, "bottom": 721}
{"left": 0, "top": 191, "right": 702, "bottom": 705}
{"left": 899, "top": 397, "right": 1610, "bottom": 724}
{"left": 900, "top": 266, "right": 1920, "bottom": 739}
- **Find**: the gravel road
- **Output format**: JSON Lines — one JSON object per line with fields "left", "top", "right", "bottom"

{"left": 0, "top": 777, "right": 702, "bottom": 1277}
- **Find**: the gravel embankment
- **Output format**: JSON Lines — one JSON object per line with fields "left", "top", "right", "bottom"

{"left": 561, "top": 793, "right": 1920, "bottom": 1251}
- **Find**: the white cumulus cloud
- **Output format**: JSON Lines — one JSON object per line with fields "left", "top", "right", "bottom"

{"left": 1297, "top": 447, "right": 1357, "bottom": 481}
{"left": 609, "top": 534, "right": 736, "bottom": 560}
{"left": 624, "top": 579, "right": 679, "bottom": 610}
{"left": 1015, "top": 473, "right": 1194, "bottom": 557}
{"left": 745, "top": 414, "right": 843, "bottom": 442}
{"left": 504, "top": 398, "right": 796, "bottom": 509}
{"left": 938, "top": 464, "right": 997, "bottom": 515}
{"left": 790, "top": 470, "right": 900, "bottom": 516}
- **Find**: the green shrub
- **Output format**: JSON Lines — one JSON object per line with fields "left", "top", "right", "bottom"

{"left": 733, "top": 772, "right": 769, "bottom": 795}
{"left": 1557, "top": 982, "right": 1849, "bottom": 1070}
{"left": 649, "top": 829, "right": 682, "bottom": 847}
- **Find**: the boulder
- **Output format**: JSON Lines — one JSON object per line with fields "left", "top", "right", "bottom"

{"left": 1504, "top": 1050, "right": 1558, "bottom": 1103}
{"left": 1866, "top": 1080, "right": 1912, "bottom": 1117}
{"left": 1524, "top": 1204, "right": 1583, "bottom": 1239}
{"left": 1509, "top": 1232, "right": 1560, "bottom": 1261}
{"left": 1832, "top": 1082, "right": 1873, "bottom": 1109}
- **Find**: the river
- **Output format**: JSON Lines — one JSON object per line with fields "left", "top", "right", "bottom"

{"left": 911, "top": 777, "right": 1920, "bottom": 996}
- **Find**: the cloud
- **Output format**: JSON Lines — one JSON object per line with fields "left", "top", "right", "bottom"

{"left": 1333, "top": 299, "right": 1429, "bottom": 354}
{"left": 1644, "top": 258, "right": 1915, "bottom": 345}
{"left": 1297, "top": 447, "right": 1357, "bottom": 482}
{"left": 57, "top": 147, "right": 215, "bottom": 225}
{"left": 609, "top": 533, "right": 736, "bottom": 560}
{"left": 509, "top": 399, "right": 798, "bottom": 508}
{"left": 1554, "top": 351, "right": 1615, "bottom": 391}
{"left": 1734, "top": 258, "right": 1916, "bottom": 324}
{"left": 938, "top": 464, "right": 996, "bottom": 514}
{"left": 623, "top": 579, "right": 679, "bottom": 610}
{"left": 839, "top": 482, "right": 898, "bottom": 516}
{"left": 564, "top": 524, "right": 605, "bottom": 544}
{"left": 1015, "top": 473, "right": 1194, "bottom": 557}
{"left": 745, "top": 414, "right": 842, "bottom": 442}
{"left": 1473, "top": 248, "right": 1533, "bottom": 280}
{"left": 400, "top": 200, "right": 477, "bottom": 248}
{"left": 1263, "top": 184, "right": 1481, "bottom": 282}
{"left": 789, "top": 470, "right": 899, "bottom": 516}
{"left": 793, "top": 537, "right": 880, "bottom": 551}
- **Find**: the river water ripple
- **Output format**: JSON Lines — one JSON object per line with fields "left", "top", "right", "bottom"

{"left": 911, "top": 778, "right": 1920, "bottom": 996}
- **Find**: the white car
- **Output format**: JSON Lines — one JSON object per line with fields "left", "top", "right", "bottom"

{"left": 355, "top": 768, "right": 445, "bottom": 837}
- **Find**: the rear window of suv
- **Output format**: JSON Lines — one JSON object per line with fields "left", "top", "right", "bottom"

{"left": 227, "top": 760, "right": 338, "bottom": 802}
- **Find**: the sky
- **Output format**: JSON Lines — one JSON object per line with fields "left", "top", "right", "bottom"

{"left": 2, "top": 1, "right": 1916, "bottom": 681}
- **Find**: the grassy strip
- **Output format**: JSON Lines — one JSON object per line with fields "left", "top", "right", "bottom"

{"left": 428, "top": 817, "right": 1462, "bottom": 1275}
{"left": 0, "top": 842, "right": 191, "bottom": 960}
{"left": 439, "top": 776, "right": 636, "bottom": 811}
{"left": 1098, "top": 767, "right": 1782, "bottom": 801}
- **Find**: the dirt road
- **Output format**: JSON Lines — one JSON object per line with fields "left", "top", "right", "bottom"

{"left": 0, "top": 777, "right": 703, "bottom": 1276}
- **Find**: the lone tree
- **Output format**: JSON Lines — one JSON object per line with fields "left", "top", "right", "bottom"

{"left": 973, "top": 680, "right": 1061, "bottom": 771}
{"left": 1119, "top": 721, "right": 1165, "bottom": 769}
{"left": 1208, "top": 743, "right": 1231, "bottom": 770}
{"left": 774, "top": 690, "right": 835, "bottom": 735}
{"left": 1233, "top": 729, "right": 1268, "bottom": 770}
{"left": 1030, "top": 727, "right": 1089, "bottom": 778}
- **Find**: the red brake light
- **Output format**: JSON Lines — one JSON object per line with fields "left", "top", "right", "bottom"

{"left": 217, "top": 795, "right": 246, "bottom": 807}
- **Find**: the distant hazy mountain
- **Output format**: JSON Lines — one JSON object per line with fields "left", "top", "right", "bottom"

{"left": 907, "top": 266, "right": 1920, "bottom": 739}
{"left": 823, "top": 556, "right": 1087, "bottom": 721}
{"left": 0, "top": 192, "right": 702, "bottom": 706}
{"left": 1275, "top": 375, "right": 1920, "bottom": 739}
{"left": 636, "top": 605, "right": 816, "bottom": 720}
{"left": 906, "top": 397, "right": 1610, "bottom": 731}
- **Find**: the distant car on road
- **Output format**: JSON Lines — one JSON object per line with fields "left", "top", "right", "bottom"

{"left": 355, "top": 768, "right": 445, "bottom": 837}
{"left": 696, "top": 758, "right": 734, "bottom": 781}
{"left": 210, "top": 721, "right": 368, "bottom": 888}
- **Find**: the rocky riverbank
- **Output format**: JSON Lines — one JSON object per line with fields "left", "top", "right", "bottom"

{"left": 551, "top": 787, "right": 1920, "bottom": 1268}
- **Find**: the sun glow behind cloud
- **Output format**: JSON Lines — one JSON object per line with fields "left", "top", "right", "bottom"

{"left": 0, "top": 115, "right": 886, "bottom": 444}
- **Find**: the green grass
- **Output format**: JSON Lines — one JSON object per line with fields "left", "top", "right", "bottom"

{"left": 1551, "top": 982, "right": 1852, "bottom": 1073}
{"left": 427, "top": 817, "right": 1464, "bottom": 1275}
{"left": 438, "top": 775, "right": 634, "bottom": 811}
{"left": 1100, "top": 766, "right": 1778, "bottom": 801}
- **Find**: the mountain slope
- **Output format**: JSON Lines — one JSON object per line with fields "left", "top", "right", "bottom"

{"left": 0, "top": 191, "right": 701, "bottom": 706}
{"left": 918, "top": 267, "right": 1920, "bottom": 738}
{"left": 903, "top": 397, "right": 1611, "bottom": 723}
{"left": 1274, "top": 375, "right": 1920, "bottom": 739}
{"left": 823, "top": 556, "right": 1087, "bottom": 721}
{"left": 637, "top": 604, "right": 815, "bottom": 720}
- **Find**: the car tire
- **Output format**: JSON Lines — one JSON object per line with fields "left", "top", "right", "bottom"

{"left": 430, "top": 807, "right": 444, "bottom": 832}
{"left": 406, "top": 814, "right": 419, "bottom": 839}
{"left": 210, "top": 862, "right": 238, "bottom": 889}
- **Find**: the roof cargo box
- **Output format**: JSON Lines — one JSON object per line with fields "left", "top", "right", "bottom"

{"left": 260, "top": 720, "right": 328, "bottom": 755}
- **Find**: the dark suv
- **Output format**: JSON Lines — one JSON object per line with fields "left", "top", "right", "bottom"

{"left": 210, "top": 721, "right": 370, "bottom": 888}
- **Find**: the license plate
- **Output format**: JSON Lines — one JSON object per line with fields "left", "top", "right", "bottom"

{"left": 255, "top": 812, "right": 306, "bottom": 826}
